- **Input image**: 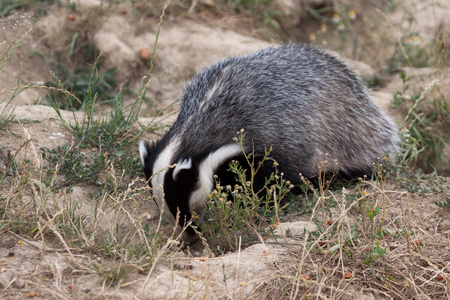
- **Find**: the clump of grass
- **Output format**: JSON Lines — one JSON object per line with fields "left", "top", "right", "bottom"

{"left": 0, "top": 97, "right": 14, "bottom": 129}
{"left": 217, "top": 0, "right": 284, "bottom": 27}
{"left": 386, "top": 35, "right": 432, "bottom": 74}
{"left": 0, "top": 1, "right": 56, "bottom": 18}
{"left": 383, "top": 7, "right": 450, "bottom": 176}
{"left": 41, "top": 59, "right": 118, "bottom": 110}
{"left": 185, "top": 0, "right": 290, "bottom": 40}
{"left": 37, "top": 60, "right": 141, "bottom": 191}
{"left": 303, "top": 2, "right": 397, "bottom": 63}
{"left": 251, "top": 158, "right": 450, "bottom": 299}
{"left": 2, "top": 4, "right": 166, "bottom": 194}
{"left": 199, "top": 130, "right": 294, "bottom": 255}
{"left": 30, "top": 37, "right": 120, "bottom": 110}
{"left": 1, "top": 27, "right": 31, "bottom": 70}
{"left": 0, "top": 11, "right": 37, "bottom": 29}
{"left": 435, "top": 197, "right": 450, "bottom": 209}
{"left": 23, "top": 0, "right": 129, "bottom": 111}
{"left": 1, "top": 28, "right": 35, "bottom": 128}
{"left": 306, "top": 6, "right": 360, "bottom": 53}
{"left": 393, "top": 74, "right": 449, "bottom": 175}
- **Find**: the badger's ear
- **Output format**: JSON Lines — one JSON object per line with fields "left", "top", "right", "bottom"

{"left": 173, "top": 158, "right": 193, "bottom": 181}
{"left": 139, "top": 139, "right": 155, "bottom": 168}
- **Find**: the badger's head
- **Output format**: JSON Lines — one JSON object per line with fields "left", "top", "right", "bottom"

{"left": 139, "top": 139, "right": 241, "bottom": 244}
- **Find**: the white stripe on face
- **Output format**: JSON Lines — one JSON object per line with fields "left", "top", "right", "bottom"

{"left": 151, "top": 137, "right": 181, "bottom": 220}
{"left": 139, "top": 140, "right": 149, "bottom": 167}
{"left": 189, "top": 144, "right": 242, "bottom": 213}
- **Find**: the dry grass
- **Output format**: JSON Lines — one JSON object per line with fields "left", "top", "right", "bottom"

{"left": 249, "top": 176, "right": 450, "bottom": 299}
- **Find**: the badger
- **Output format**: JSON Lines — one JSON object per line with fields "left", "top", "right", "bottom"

{"left": 139, "top": 44, "right": 399, "bottom": 244}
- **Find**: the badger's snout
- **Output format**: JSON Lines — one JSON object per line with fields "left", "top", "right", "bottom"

{"left": 182, "top": 230, "right": 200, "bottom": 245}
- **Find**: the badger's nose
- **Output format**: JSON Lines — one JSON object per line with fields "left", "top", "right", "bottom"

{"left": 182, "top": 230, "right": 200, "bottom": 245}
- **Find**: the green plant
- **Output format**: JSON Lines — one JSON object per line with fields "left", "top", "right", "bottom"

{"left": 394, "top": 76, "right": 449, "bottom": 175}
{"left": 0, "top": 97, "right": 14, "bottom": 129}
{"left": 40, "top": 143, "right": 136, "bottom": 190}
{"left": 354, "top": 177, "right": 389, "bottom": 241}
{"left": 40, "top": 81, "right": 144, "bottom": 191}
{"left": 33, "top": 45, "right": 119, "bottom": 110}
{"left": 435, "top": 197, "right": 450, "bottom": 209}
{"left": 212, "top": 0, "right": 288, "bottom": 40}
{"left": 1, "top": 29, "right": 32, "bottom": 129}
{"left": 0, "top": 148, "right": 17, "bottom": 184}
{"left": 97, "top": 264, "right": 134, "bottom": 286}
{"left": 345, "top": 223, "right": 359, "bottom": 247}
{"left": 386, "top": 35, "right": 431, "bottom": 74}
{"left": 199, "top": 130, "right": 293, "bottom": 255}
{"left": 304, "top": 3, "right": 375, "bottom": 60}
{"left": 0, "top": 0, "right": 56, "bottom": 17}
{"left": 216, "top": 0, "right": 274, "bottom": 11}
{"left": 365, "top": 73, "right": 389, "bottom": 89}
{"left": 45, "top": 61, "right": 118, "bottom": 110}
{"left": 363, "top": 239, "right": 387, "bottom": 266}
{"left": 392, "top": 72, "right": 412, "bottom": 108}
{"left": 297, "top": 155, "right": 341, "bottom": 242}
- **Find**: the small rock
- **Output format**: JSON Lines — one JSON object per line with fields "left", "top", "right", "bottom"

{"left": 15, "top": 278, "right": 25, "bottom": 289}
{"left": 389, "top": 242, "right": 400, "bottom": 250}
{"left": 139, "top": 48, "right": 151, "bottom": 60}
{"left": 24, "top": 291, "right": 39, "bottom": 297}
{"left": 440, "top": 220, "right": 450, "bottom": 231}
{"left": 0, "top": 273, "right": 9, "bottom": 289}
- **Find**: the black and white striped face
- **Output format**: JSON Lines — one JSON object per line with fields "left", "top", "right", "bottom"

{"left": 139, "top": 138, "right": 241, "bottom": 244}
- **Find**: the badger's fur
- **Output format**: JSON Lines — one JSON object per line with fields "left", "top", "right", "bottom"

{"left": 140, "top": 44, "right": 399, "bottom": 244}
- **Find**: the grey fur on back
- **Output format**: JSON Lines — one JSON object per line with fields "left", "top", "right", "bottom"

{"left": 159, "top": 44, "right": 398, "bottom": 179}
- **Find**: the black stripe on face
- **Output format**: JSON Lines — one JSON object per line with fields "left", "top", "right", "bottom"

{"left": 163, "top": 167, "right": 199, "bottom": 239}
